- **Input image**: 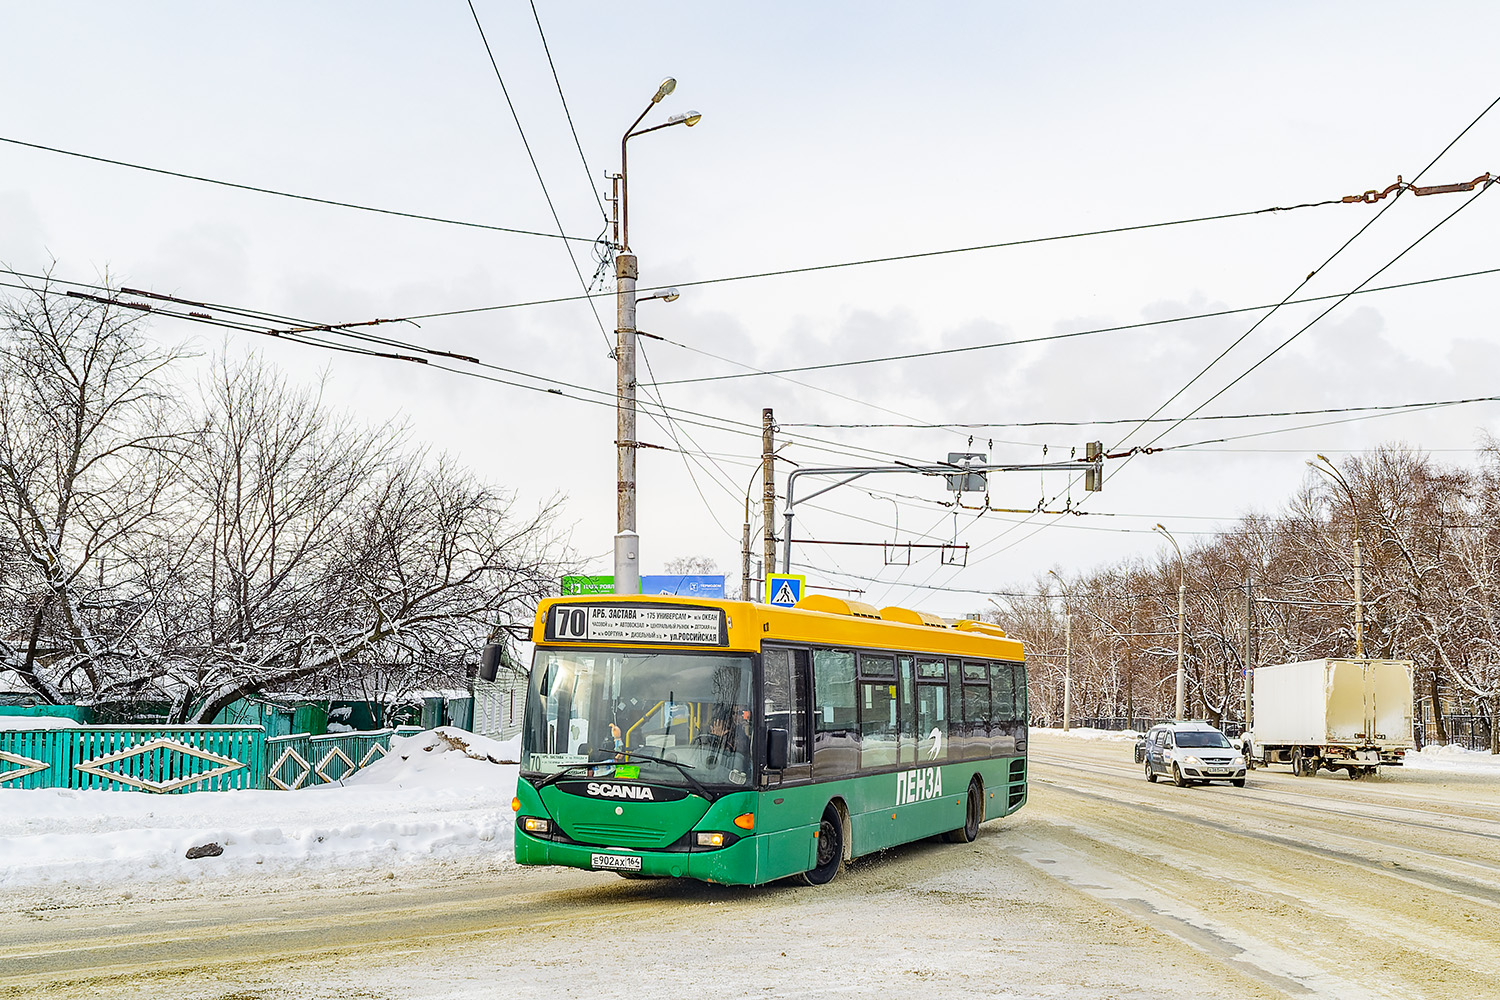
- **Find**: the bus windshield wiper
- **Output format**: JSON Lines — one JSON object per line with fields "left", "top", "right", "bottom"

{"left": 611, "top": 749, "right": 715, "bottom": 801}
{"left": 533, "top": 761, "right": 598, "bottom": 791}
{"left": 530, "top": 751, "right": 714, "bottom": 800}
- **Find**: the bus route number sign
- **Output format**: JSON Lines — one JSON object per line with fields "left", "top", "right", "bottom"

{"left": 545, "top": 603, "right": 727, "bottom": 646}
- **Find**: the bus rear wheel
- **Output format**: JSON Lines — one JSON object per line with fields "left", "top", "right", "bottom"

{"left": 801, "top": 805, "right": 844, "bottom": 886}
{"left": 944, "top": 781, "right": 982, "bottom": 844}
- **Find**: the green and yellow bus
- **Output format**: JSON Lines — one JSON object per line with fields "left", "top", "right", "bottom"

{"left": 502, "top": 592, "right": 1027, "bottom": 886}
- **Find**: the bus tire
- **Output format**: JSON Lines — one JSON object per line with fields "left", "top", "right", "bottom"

{"left": 801, "top": 804, "right": 844, "bottom": 886}
{"left": 944, "top": 781, "right": 982, "bottom": 844}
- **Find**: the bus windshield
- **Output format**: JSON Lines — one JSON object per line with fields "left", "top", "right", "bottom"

{"left": 522, "top": 648, "right": 755, "bottom": 788}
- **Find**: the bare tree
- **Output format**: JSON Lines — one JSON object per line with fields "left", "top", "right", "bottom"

{"left": 0, "top": 276, "right": 186, "bottom": 704}
{"left": 160, "top": 354, "right": 571, "bottom": 723}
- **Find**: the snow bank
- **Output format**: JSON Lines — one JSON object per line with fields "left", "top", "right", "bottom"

{"left": 1032, "top": 726, "right": 1140, "bottom": 743}
{"left": 1403, "top": 742, "right": 1500, "bottom": 773}
{"left": 0, "top": 726, "right": 519, "bottom": 889}
{"left": 0, "top": 714, "right": 81, "bottom": 730}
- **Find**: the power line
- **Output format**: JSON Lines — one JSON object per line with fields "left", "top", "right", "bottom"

{"left": 365, "top": 193, "right": 1370, "bottom": 325}
{"left": 1112, "top": 98, "right": 1500, "bottom": 458}
{"left": 940, "top": 98, "right": 1500, "bottom": 581}
{"left": 648, "top": 264, "right": 1500, "bottom": 388}
{"left": 1135, "top": 184, "right": 1494, "bottom": 459}
{"left": 464, "top": 0, "right": 615, "bottom": 353}
{"left": 0, "top": 134, "right": 593, "bottom": 244}
{"left": 527, "top": 0, "right": 607, "bottom": 225}
{"left": 785, "top": 394, "right": 1500, "bottom": 432}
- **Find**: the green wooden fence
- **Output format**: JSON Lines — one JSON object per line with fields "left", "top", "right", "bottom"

{"left": 264, "top": 728, "right": 422, "bottom": 790}
{"left": 0, "top": 725, "right": 422, "bottom": 793}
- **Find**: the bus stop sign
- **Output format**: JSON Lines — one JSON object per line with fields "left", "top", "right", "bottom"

{"left": 766, "top": 574, "right": 804, "bottom": 607}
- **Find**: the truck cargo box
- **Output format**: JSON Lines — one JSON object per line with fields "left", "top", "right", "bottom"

{"left": 1248, "top": 658, "right": 1414, "bottom": 771}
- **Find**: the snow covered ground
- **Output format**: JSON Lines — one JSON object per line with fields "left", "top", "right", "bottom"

{"left": 0, "top": 727, "right": 519, "bottom": 890}
{"left": 1, "top": 725, "right": 1494, "bottom": 891}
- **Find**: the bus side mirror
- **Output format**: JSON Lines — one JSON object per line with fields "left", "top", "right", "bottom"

{"left": 479, "top": 643, "right": 504, "bottom": 683}
{"left": 765, "top": 728, "right": 790, "bottom": 771}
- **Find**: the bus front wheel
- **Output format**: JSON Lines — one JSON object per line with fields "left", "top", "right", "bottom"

{"left": 944, "top": 781, "right": 982, "bottom": 844}
{"left": 801, "top": 805, "right": 844, "bottom": 886}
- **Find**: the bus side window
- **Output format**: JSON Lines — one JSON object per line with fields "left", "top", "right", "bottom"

{"left": 1012, "top": 661, "right": 1028, "bottom": 724}
{"left": 915, "top": 656, "right": 948, "bottom": 763}
{"left": 812, "top": 648, "right": 859, "bottom": 777}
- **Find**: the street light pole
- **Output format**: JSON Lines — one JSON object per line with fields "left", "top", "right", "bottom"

{"left": 1048, "top": 569, "right": 1072, "bottom": 732}
{"left": 1155, "top": 524, "right": 1187, "bottom": 721}
{"left": 611, "top": 78, "right": 700, "bottom": 596}
{"left": 1308, "top": 455, "right": 1365, "bottom": 658}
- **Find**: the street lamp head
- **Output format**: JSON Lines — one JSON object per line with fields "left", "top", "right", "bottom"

{"left": 652, "top": 77, "right": 677, "bottom": 103}
{"left": 636, "top": 287, "right": 681, "bottom": 304}
{"left": 667, "top": 111, "right": 702, "bottom": 127}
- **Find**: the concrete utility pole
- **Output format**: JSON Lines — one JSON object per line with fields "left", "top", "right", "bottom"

{"left": 1244, "top": 576, "right": 1254, "bottom": 730}
{"left": 1155, "top": 524, "right": 1187, "bottom": 721}
{"left": 761, "top": 408, "right": 776, "bottom": 600}
{"left": 610, "top": 77, "right": 700, "bottom": 596}
{"left": 614, "top": 251, "right": 639, "bottom": 593}
{"left": 1048, "top": 570, "right": 1072, "bottom": 732}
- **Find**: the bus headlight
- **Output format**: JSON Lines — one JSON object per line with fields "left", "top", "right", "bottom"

{"left": 696, "top": 832, "right": 727, "bottom": 848}
{"left": 521, "top": 817, "right": 551, "bottom": 835}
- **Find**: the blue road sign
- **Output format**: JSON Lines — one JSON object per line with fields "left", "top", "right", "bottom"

{"left": 766, "top": 574, "right": 804, "bottom": 607}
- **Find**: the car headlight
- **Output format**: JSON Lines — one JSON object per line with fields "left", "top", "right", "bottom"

{"left": 1181, "top": 755, "right": 1203, "bottom": 768}
{"left": 1232, "top": 755, "right": 1246, "bottom": 767}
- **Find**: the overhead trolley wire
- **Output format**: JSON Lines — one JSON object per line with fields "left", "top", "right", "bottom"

{"left": 1, "top": 267, "right": 974, "bottom": 475}
{"left": 916, "top": 97, "right": 1500, "bottom": 589}
{"left": 1110, "top": 94, "right": 1500, "bottom": 459}
{"left": 0, "top": 135, "right": 594, "bottom": 244}
{"left": 1134, "top": 184, "right": 1494, "bottom": 458}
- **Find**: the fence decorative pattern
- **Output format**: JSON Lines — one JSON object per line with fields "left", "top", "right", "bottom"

{"left": 0, "top": 725, "right": 422, "bottom": 792}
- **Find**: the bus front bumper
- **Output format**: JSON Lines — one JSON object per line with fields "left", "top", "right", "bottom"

{"left": 516, "top": 829, "right": 761, "bottom": 885}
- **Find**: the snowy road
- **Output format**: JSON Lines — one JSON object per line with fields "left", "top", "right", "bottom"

{"left": 2, "top": 731, "right": 1497, "bottom": 999}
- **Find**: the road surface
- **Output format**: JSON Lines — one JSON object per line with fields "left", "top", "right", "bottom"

{"left": 2, "top": 731, "right": 1497, "bottom": 999}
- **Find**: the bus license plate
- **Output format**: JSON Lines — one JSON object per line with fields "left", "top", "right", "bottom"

{"left": 592, "top": 853, "right": 642, "bottom": 872}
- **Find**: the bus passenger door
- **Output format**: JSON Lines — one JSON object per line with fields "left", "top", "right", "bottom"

{"left": 759, "top": 647, "right": 816, "bottom": 880}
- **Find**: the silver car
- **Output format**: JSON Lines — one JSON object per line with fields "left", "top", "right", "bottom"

{"left": 1142, "top": 722, "right": 1247, "bottom": 787}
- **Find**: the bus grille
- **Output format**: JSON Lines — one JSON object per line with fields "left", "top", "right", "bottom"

{"left": 568, "top": 823, "right": 671, "bottom": 848}
{"left": 1008, "top": 758, "right": 1027, "bottom": 808}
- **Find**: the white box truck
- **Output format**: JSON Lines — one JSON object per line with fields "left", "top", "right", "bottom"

{"left": 1243, "top": 658, "right": 1414, "bottom": 778}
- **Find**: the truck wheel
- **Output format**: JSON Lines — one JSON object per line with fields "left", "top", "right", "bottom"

{"left": 1172, "top": 764, "right": 1189, "bottom": 787}
{"left": 1291, "top": 749, "right": 1307, "bottom": 776}
{"left": 1145, "top": 761, "right": 1157, "bottom": 783}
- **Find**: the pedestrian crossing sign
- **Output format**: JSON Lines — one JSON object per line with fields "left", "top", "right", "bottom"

{"left": 766, "top": 573, "right": 805, "bottom": 607}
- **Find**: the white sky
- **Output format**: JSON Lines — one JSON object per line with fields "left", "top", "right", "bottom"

{"left": 2, "top": 3, "right": 1498, "bottom": 618}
